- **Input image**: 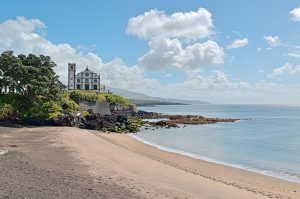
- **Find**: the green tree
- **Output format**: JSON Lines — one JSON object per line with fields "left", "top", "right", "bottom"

{"left": 0, "top": 51, "right": 65, "bottom": 117}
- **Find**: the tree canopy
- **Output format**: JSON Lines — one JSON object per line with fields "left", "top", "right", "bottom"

{"left": 0, "top": 51, "right": 67, "bottom": 118}
{"left": 0, "top": 51, "right": 65, "bottom": 103}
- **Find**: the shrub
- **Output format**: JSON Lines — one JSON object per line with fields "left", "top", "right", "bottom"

{"left": 0, "top": 103, "right": 15, "bottom": 120}
{"left": 60, "top": 93, "right": 79, "bottom": 114}
{"left": 69, "top": 90, "right": 98, "bottom": 103}
{"left": 32, "top": 100, "right": 63, "bottom": 119}
{"left": 69, "top": 90, "right": 131, "bottom": 106}
{"left": 82, "top": 111, "right": 90, "bottom": 118}
{"left": 0, "top": 94, "right": 29, "bottom": 118}
{"left": 98, "top": 93, "right": 131, "bottom": 106}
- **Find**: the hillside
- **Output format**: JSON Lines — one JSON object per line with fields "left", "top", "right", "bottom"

{"left": 107, "top": 87, "right": 209, "bottom": 106}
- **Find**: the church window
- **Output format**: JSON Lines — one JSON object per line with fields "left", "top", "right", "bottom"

{"left": 85, "top": 79, "right": 89, "bottom": 83}
{"left": 94, "top": 79, "right": 97, "bottom": 83}
{"left": 77, "top": 79, "right": 80, "bottom": 83}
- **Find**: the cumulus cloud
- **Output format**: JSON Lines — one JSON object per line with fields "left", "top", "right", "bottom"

{"left": 0, "top": 17, "right": 106, "bottom": 82}
{"left": 290, "top": 7, "right": 300, "bottom": 22}
{"left": 0, "top": 16, "right": 162, "bottom": 91}
{"left": 138, "top": 38, "right": 224, "bottom": 70}
{"left": 128, "top": 8, "right": 224, "bottom": 71}
{"left": 226, "top": 38, "right": 249, "bottom": 49}
{"left": 1, "top": 17, "right": 300, "bottom": 104}
{"left": 267, "top": 63, "right": 300, "bottom": 78}
{"left": 126, "top": 8, "right": 213, "bottom": 40}
{"left": 263, "top": 35, "right": 280, "bottom": 47}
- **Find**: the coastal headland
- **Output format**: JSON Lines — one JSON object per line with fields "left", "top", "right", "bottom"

{"left": 1, "top": 126, "right": 299, "bottom": 199}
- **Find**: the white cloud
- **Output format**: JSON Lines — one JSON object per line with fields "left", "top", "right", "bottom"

{"left": 0, "top": 16, "right": 161, "bottom": 91}
{"left": 126, "top": 8, "right": 213, "bottom": 40}
{"left": 226, "top": 38, "right": 248, "bottom": 49}
{"left": 138, "top": 37, "right": 224, "bottom": 70}
{"left": 76, "top": 44, "right": 97, "bottom": 53}
{"left": 290, "top": 7, "right": 300, "bottom": 22}
{"left": 157, "top": 72, "right": 300, "bottom": 104}
{"left": 263, "top": 35, "right": 280, "bottom": 47}
{"left": 1, "top": 17, "right": 300, "bottom": 104}
{"left": 267, "top": 63, "right": 300, "bottom": 78}
{"left": 129, "top": 8, "right": 224, "bottom": 71}
{"left": 284, "top": 51, "right": 300, "bottom": 58}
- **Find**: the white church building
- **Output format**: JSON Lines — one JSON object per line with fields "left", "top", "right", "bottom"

{"left": 68, "top": 63, "right": 106, "bottom": 92}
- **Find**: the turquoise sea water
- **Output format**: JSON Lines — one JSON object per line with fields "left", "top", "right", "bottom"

{"left": 130, "top": 104, "right": 300, "bottom": 183}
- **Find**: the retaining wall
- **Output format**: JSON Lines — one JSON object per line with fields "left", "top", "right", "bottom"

{"left": 79, "top": 100, "right": 111, "bottom": 115}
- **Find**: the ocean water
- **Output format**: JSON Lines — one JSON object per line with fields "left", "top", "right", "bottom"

{"left": 130, "top": 104, "right": 300, "bottom": 183}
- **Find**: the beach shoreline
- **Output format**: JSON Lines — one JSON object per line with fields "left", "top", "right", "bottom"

{"left": 128, "top": 133, "right": 300, "bottom": 184}
{"left": 96, "top": 132, "right": 300, "bottom": 199}
{"left": 1, "top": 126, "right": 299, "bottom": 199}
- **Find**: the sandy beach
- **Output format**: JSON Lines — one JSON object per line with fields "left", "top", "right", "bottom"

{"left": 0, "top": 126, "right": 299, "bottom": 199}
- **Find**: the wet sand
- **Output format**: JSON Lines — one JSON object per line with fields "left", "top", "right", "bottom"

{"left": 0, "top": 126, "right": 299, "bottom": 198}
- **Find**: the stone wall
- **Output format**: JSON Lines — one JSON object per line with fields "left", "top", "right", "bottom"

{"left": 110, "top": 104, "right": 137, "bottom": 115}
{"left": 79, "top": 100, "right": 138, "bottom": 115}
{"left": 79, "top": 100, "right": 111, "bottom": 115}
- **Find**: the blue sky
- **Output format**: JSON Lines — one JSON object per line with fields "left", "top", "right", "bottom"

{"left": 1, "top": 1, "right": 300, "bottom": 103}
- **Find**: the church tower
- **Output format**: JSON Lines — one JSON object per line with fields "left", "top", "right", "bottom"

{"left": 68, "top": 63, "right": 76, "bottom": 90}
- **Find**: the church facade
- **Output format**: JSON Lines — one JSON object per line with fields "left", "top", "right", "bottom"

{"left": 68, "top": 63, "right": 105, "bottom": 92}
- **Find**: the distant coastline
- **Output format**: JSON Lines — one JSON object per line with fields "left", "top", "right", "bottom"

{"left": 108, "top": 87, "right": 209, "bottom": 106}
{"left": 130, "top": 99, "right": 188, "bottom": 106}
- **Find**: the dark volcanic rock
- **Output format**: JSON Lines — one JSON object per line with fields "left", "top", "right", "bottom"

{"left": 150, "top": 121, "right": 179, "bottom": 128}
{"left": 0, "top": 114, "right": 76, "bottom": 127}
{"left": 133, "top": 110, "right": 164, "bottom": 119}
{"left": 78, "top": 114, "right": 136, "bottom": 132}
{"left": 138, "top": 111, "right": 240, "bottom": 128}
{"left": 0, "top": 109, "right": 240, "bottom": 132}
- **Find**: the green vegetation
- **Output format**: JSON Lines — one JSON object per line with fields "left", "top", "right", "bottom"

{"left": 0, "top": 51, "right": 78, "bottom": 120}
{"left": 106, "top": 120, "right": 141, "bottom": 133}
{"left": 127, "top": 116, "right": 145, "bottom": 132}
{"left": 0, "top": 51, "right": 136, "bottom": 133}
{"left": 60, "top": 93, "right": 79, "bottom": 114}
{"left": 81, "top": 111, "right": 90, "bottom": 117}
{"left": 69, "top": 90, "right": 99, "bottom": 103}
{"left": 0, "top": 103, "right": 14, "bottom": 120}
{"left": 32, "top": 100, "right": 63, "bottom": 119}
{"left": 0, "top": 94, "right": 28, "bottom": 116}
{"left": 69, "top": 90, "right": 132, "bottom": 106}
{"left": 99, "top": 93, "right": 131, "bottom": 106}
